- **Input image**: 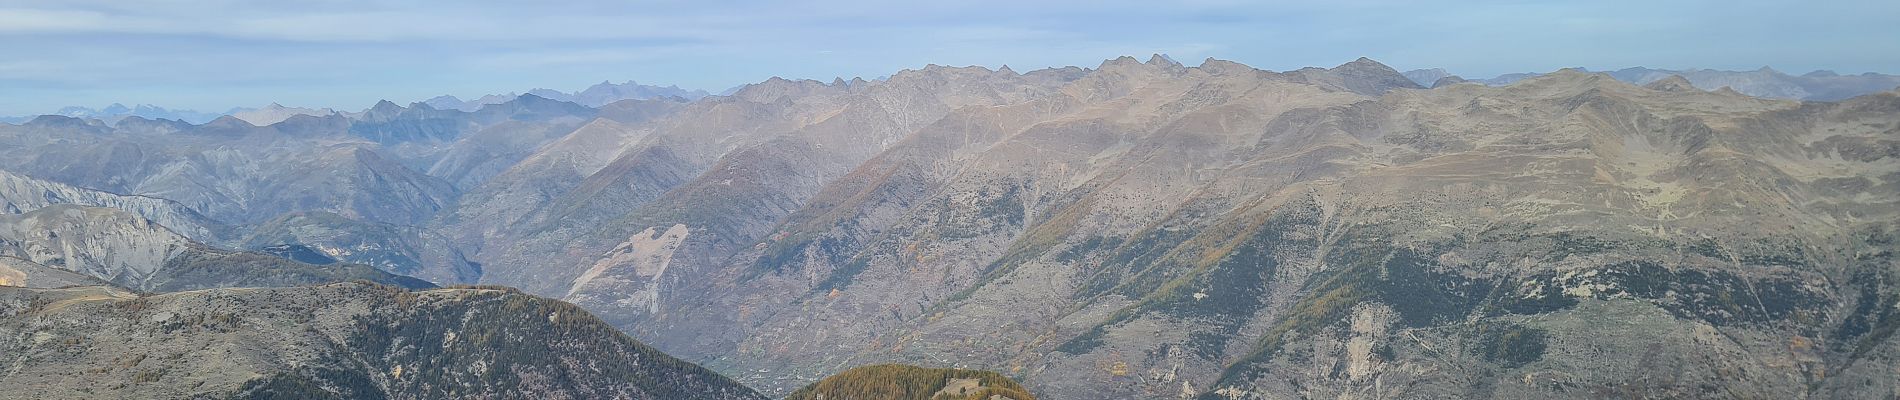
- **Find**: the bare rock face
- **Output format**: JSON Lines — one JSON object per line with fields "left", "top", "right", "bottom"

{"left": 0, "top": 283, "right": 767, "bottom": 400}
{"left": 0, "top": 205, "right": 429, "bottom": 292}
{"left": 0, "top": 169, "right": 222, "bottom": 242}
{"left": 437, "top": 57, "right": 1900, "bottom": 398}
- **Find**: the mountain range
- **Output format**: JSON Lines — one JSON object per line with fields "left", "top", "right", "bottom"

{"left": 0, "top": 104, "right": 227, "bottom": 125}
{"left": 2, "top": 55, "right": 1897, "bottom": 399}
{"left": 425, "top": 80, "right": 711, "bottom": 111}
{"left": 0, "top": 80, "right": 708, "bottom": 127}
{"left": 1404, "top": 66, "right": 1900, "bottom": 100}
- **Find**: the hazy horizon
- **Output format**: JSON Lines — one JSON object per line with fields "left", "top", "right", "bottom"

{"left": 3, "top": 0, "right": 1897, "bottom": 115}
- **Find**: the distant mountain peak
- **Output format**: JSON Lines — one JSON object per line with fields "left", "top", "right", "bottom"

{"left": 1199, "top": 57, "right": 1255, "bottom": 75}
{"left": 204, "top": 114, "right": 256, "bottom": 128}
{"left": 25, "top": 114, "right": 86, "bottom": 126}
{"left": 1314, "top": 56, "right": 1422, "bottom": 94}
{"left": 1430, "top": 75, "right": 1468, "bottom": 88}
{"left": 1098, "top": 55, "right": 1143, "bottom": 70}
{"left": 1146, "top": 53, "right": 1183, "bottom": 69}
{"left": 1643, "top": 75, "right": 1698, "bottom": 92}
{"left": 423, "top": 80, "right": 708, "bottom": 110}
{"left": 1331, "top": 57, "right": 1405, "bottom": 76}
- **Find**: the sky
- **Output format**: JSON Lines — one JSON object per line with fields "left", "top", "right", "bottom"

{"left": 1, "top": 0, "right": 1897, "bottom": 115}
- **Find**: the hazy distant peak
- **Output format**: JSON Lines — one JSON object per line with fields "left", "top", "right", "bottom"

{"left": 1331, "top": 57, "right": 1407, "bottom": 76}
{"left": 9, "top": 104, "right": 222, "bottom": 125}
{"left": 1313, "top": 56, "right": 1422, "bottom": 94}
{"left": 358, "top": 100, "right": 408, "bottom": 121}
{"left": 1198, "top": 58, "right": 1255, "bottom": 75}
{"left": 731, "top": 76, "right": 841, "bottom": 102}
{"left": 1098, "top": 55, "right": 1143, "bottom": 70}
{"left": 24, "top": 114, "right": 85, "bottom": 126}
{"left": 204, "top": 114, "right": 256, "bottom": 128}
{"left": 1430, "top": 75, "right": 1468, "bottom": 88}
{"left": 1402, "top": 68, "right": 1453, "bottom": 87}
{"left": 421, "top": 95, "right": 468, "bottom": 111}
{"left": 1643, "top": 75, "right": 1698, "bottom": 92}
{"left": 1145, "top": 53, "right": 1183, "bottom": 69}
{"left": 230, "top": 103, "right": 340, "bottom": 125}
{"left": 1522, "top": 68, "right": 1617, "bottom": 87}
{"left": 1332, "top": 57, "right": 1406, "bottom": 76}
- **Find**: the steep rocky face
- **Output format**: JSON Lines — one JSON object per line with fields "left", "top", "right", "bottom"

{"left": 242, "top": 211, "right": 480, "bottom": 285}
{"left": 0, "top": 205, "right": 194, "bottom": 284}
{"left": 440, "top": 58, "right": 1900, "bottom": 399}
{"left": 0, "top": 283, "right": 766, "bottom": 400}
{"left": 0, "top": 205, "right": 429, "bottom": 292}
{"left": 0, "top": 169, "right": 223, "bottom": 241}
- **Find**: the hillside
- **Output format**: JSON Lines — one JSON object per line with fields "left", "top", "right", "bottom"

{"left": 433, "top": 57, "right": 1899, "bottom": 398}
{"left": 0, "top": 283, "right": 767, "bottom": 400}
{"left": 785, "top": 364, "right": 1035, "bottom": 400}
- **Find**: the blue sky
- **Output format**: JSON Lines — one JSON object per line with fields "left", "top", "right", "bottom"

{"left": 1, "top": 0, "right": 1896, "bottom": 115}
